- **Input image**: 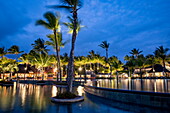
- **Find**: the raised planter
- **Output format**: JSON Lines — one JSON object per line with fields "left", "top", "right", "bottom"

{"left": 51, "top": 96, "right": 84, "bottom": 103}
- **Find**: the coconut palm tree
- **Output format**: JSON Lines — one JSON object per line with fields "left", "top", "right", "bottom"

{"left": 36, "top": 12, "right": 62, "bottom": 82}
{"left": 0, "top": 47, "right": 8, "bottom": 59}
{"left": 3, "top": 58, "right": 18, "bottom": 80}
{"left": 111, "top": 60, "right": 123, "bottom": 81}
{"left": 31, "top": 38, "right": 49, "bottom": 54}
{"left": 63, "top": 16, "right": 84, "bottom": 34}
{"left": 51, "top": 0, "right": 83, "bottom": 92}
{"left": 28, "top": 50, "right": 51, "bottom": 80}
{"left": 154, "top": 46, "right": 169, "bottom": 76}
{"left": 99, "top": 41, "right": 110, "bottom": 63}
{"left": 129, "top": 48, "right": 143, "bottom": 58}
{"left": 46, "top": 34, "right": 68, "bottom": 50}
{"left": 8, "top": 45, "right": 24, "bottom": 60}
{"left": 108, "top": 56, "right": 119, "bottom": 76}
{"left": 135, "top": 55, "right": 147, "bottom": 79}
{"left": 146, "top": 54, "right": 159, "bottom": 77}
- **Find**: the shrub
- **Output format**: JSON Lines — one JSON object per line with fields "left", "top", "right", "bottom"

{"left": 54, "top": 92, "right": 77, "bottom": 99}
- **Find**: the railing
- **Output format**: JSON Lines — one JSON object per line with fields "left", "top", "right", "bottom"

{"left": 84, "top": 85, "right": 170, "bottom": 109}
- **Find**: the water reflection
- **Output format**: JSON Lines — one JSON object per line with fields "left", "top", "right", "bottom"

{"left": 0, "top": 83, "right": 168, "bottom": 113}
{"left": 88, "top": 79, "right": 170, "bottom": 93}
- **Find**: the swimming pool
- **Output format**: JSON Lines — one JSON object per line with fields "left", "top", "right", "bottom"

{"left": 0, "top": 83, "right": 168, "bottom": 113}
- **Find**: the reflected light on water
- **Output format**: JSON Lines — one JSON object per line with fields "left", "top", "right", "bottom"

{"left": 77, "top": 86, "right": 84, "bottom": 96}
{"left": 52, "top": 85, "right": 58, "bottom": 97}
{"left": 89, "top": 79, "right": 170, "bottom": 93}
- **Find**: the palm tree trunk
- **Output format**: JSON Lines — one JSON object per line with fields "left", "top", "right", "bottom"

{"left": 54, "top": 30, "right": 62, "bottom": 82}
{"left": 67, "top": 10, "right": 78, "bottom": 93}
{"left": 140, "top": 68, "right": 142, "bottom": 79}
{"left": 106, "top": 48, "right": 108, "bottom": 63}
{"left": 162, "top": 59, "right": 167, "bottom": 77}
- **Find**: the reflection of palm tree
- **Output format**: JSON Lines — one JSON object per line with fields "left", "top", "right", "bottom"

{"left": 53, "top": 0, "right": 83, "bottom": 92}
{"left": 99, "top": 41, "right": 110, "bottom": 63}
{"left": 154, "top": 46, "right": 169, "bottom": 76}
{"left": 36, "top": 12, "right": 62, "bottom": 82}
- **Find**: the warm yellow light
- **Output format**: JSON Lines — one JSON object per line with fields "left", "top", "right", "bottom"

{"left": 53, "top": 67, "right": 57, "bottom": 72}
{"left": 78, "top": 67, "right": 82, "bottom": 71}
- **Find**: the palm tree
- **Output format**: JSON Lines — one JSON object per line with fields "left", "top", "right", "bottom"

{"left": 135, "top": 55, "right": 147, "bottom": 79}
{"left": 8, "top": 45, "right": 23, "bottom": 61}
{"left": 19, "top": 53, "right": 31, "bottom": 79}
{"left": 36, "top": 12, "right": 62, "bottom": 82}
{"left": 154, "top": 46, "right": 169, "bottom": 76}
{"left": 129, "top": 48, "right": 143, "bottom": 58}
{"left": 52, "top": 0, "right": 83, "bottom": 92}
{"left": 46, "top": 34, "right": 68, "bottom": 50}
{"left": 0, "top": 47, "right": 7, "bottom": 59}
{"left": 108, "top": 56, "right": 119, "bottom": 76}
{"left": 28, "top": 50, "right": 51, "bottom": 80}
{"left": 146, "top": 54, "right": 159, "bottom": 77}
{"left": 3, "top": 58, "right": 18, "bottom": 80}
{"left": 99, "top": 41, "right": 110, "bottom": 63}
{"left": 63, "top": 16, "right": 84, "bottom": 34}
{"left": 31, "top": 38, "right": 49, "bottom": 54}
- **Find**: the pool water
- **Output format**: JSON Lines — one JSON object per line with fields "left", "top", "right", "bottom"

{"left": 0, "top": 83, "right": 168, "bottom": 113}
{"left": 87, "top": 79, "right": 170, "bottom": 93}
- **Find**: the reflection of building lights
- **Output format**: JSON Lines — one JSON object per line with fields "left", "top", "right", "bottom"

{"left": 52, "top": 86, "right": 58, "bottom": 97}
{"left": 77, "top": 86, "right": 84, "bottom": 96}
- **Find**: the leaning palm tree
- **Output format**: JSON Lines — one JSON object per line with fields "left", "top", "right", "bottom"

{"left": 154, "top": 46, "right": 169, "bottom": 76}
{"left": 51, "top": 0, "right": 83, "bottom": 92}
{"left": 36, "top": 12, "right": 62, "bottom": 82}
{"left": 129, "top": 48, "right": 143, "bottom": 58}
{"left": 99, "top": 41, "right": 110, "bottom": 63}
{"left": 8, "top": 45, "right": 24, "bottom": 61}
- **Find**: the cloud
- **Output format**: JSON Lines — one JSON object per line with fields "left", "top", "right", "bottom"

{"left": 0, "top": 0, "right": 170, "bottom": 62}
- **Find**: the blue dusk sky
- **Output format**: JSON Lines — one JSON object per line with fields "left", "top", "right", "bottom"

{"left": 0, "top": 0, "right": 170, "bottom": 61}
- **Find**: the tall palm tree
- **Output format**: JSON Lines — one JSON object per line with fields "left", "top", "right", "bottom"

{"left": 52, "top": 0, "right": 83, "bottom": 92}
{"left": 99, "top": 41, "right": 110, "bottom": 63}
{"left": 129, "top": 48, "right": 143, "bottom": 58}
{"left": 36, "top": 12, "right": 62, "bottom": 82}
{"left": 154, "top": 46, "right": 169, "bottom": 76}
{"left": 8, "top": 45, "right": 23, "bottom": 61}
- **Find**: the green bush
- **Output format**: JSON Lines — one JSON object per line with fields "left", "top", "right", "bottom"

{"left": 54, "top": 92, "right": 77, "bottom": 99}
